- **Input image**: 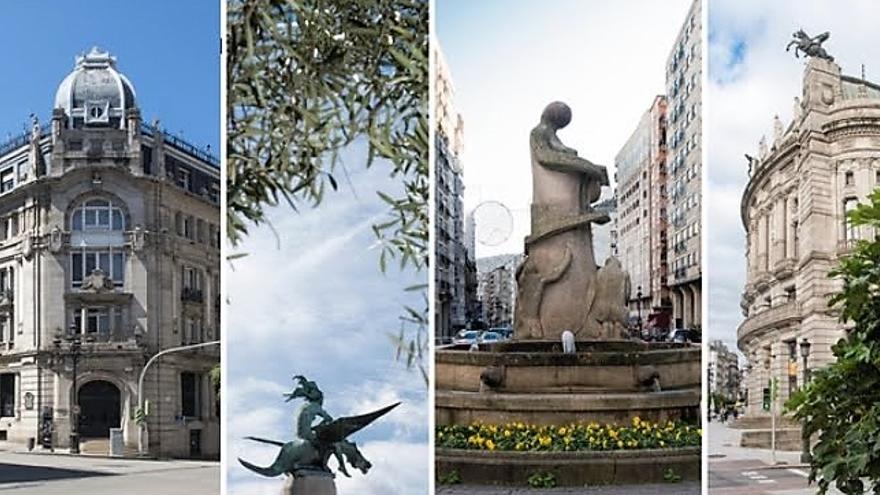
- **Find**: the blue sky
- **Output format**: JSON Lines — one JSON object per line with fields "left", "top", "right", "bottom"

{"left": 706, "top": 0, "right": 880, "bottom": 356}
{"left": 436, "top": 0, "right": 692, "bottom": 258}
{"left": 0, "top": 0, "right": 219, "bottom": 152}
{"left": 226, "top": 142, "right": 428, "bottom": 494}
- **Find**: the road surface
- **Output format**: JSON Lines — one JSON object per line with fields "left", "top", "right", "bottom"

{"left": 0, "top": 451, "right": 218, "bottom": 494}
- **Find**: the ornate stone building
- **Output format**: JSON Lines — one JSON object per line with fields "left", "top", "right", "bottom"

{"left": 0, "top": 48, "right": 220, "bottom": 457}
{"left": 739, "top": 56, "right": 880, "bottom": 418}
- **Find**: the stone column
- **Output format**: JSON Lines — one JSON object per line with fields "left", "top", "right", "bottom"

{"left": 682, "top": 287, "right": 692, "bottom": 328}
{"left": 282, "top": 475, "right": 336, "bottom": 495}
{"left": 786, "top": 194, "right": 797, "bottom": 260}
{"left": 746, "top": 222, "right": 756, "bottom": 280}
{"left": 776, "top": 196, "right": 787, "bottom": 264}
{"left": 756, "top": 215, "right": 768, "bottom": 272}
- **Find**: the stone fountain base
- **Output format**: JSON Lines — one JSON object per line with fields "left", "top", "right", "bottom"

{"left": 436, "top": 340, "right": 700, "bottom": 426}
{"left": 436, "top": 446, "right": 701, "bottom": 486}
{"left": 434, "top": 340, "right": 701, "bottom": 486}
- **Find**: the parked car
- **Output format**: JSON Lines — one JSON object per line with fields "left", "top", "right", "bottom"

{"left": 669, "top": 328, "right": 701, "bottom": 344}
{"left": 453, "top": 330, "right": 481, "bottom": 345}
{"left": 479, "top": 331, "right": 503, "bottom": 343}
{"left": 488, "top": 327, "right": 513, "bottom": 340}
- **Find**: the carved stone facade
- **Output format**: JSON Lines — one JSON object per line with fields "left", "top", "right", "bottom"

{"left": 739, "top": 57, "right": 880, "bottom": 418}
{"left": 0, "top": 49, "right": 220, "bottom": 457}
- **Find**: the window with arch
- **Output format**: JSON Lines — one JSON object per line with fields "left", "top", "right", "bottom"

{"left": 71, "top": 198, "right": 125, "bottom": 231}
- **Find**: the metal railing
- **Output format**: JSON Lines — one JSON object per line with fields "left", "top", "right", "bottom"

{"left": 0, "top": 122, "right": 51, "bottom": 157}
{"left": 140, "top": 122, "right": 218, "bottom": 167}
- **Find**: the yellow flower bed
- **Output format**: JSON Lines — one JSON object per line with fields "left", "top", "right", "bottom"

{"left": 436, "top": 417, "right": 701, "bottom": 452}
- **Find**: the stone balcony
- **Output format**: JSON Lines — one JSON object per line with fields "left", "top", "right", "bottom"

{"left": 737, "top": 300, "right": 801, "bottom": 346}
{"left": 772, "top": 258, "right": 796, "bottom": 280}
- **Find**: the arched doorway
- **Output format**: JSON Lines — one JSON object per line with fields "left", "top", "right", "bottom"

{"left": 77, "top": 380, "right": 121, "bottom": 438}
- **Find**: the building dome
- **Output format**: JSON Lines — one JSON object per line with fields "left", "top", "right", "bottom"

{"left": 54, "top": 47, "right": 137, "bottom": 128}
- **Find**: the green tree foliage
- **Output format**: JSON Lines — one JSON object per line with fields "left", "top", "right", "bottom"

{"left": 787, "top": 189, "right": 880, "bottom": 494}
{"left": 227, "top": 0, "right": 428, "bottom": 263}
{"left": 227, "top": 0, "right": 428, "bottom": 380}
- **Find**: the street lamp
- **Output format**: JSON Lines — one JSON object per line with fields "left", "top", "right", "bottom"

{"left": 53, "top": 323, "right": 86, "bottom": 455}
{"left": 636, "top": 285, "right": 644, "bottom": 337}
{"left": 799, "top": 338, "right": 812, "bottom": 464}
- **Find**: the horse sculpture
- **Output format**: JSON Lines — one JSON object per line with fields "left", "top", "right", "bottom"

{"left": 786, "top": 30, "right": 833, "bottom": 62}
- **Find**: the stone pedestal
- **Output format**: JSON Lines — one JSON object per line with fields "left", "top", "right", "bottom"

{"left": 281, "top": 475, "right": 337, "bottom": 495}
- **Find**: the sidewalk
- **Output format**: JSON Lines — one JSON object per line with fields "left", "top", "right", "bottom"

{"left": 708, "top": 420, "right": 806, "bottom": 468}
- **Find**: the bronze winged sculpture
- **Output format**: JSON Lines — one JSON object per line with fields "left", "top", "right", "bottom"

{"left": 238, "top": 375, "right": 400, "bottom": 479}
{"left": 786, "top": 30, "right": 833, "bottom": 62}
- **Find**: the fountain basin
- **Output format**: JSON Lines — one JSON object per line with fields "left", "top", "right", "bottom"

{"left": 436, "top": 340, "right": 700, "bottom": 426}
{"left": 436, "top": 446, "right": 700, "bottom": 486}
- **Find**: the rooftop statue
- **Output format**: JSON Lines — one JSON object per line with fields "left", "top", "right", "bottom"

{"left": 786, "top": 30, "right": 834, "bottom": 62}
{"left": 238, "top": 375, "right": 399, "bottom": 480}
{"left": 514, "top": 102, "right": 628, "bottom": 340}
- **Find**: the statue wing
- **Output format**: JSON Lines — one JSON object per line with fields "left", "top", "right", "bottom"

{"left": 244, "top": 436, "right": 285, "bottom": 447}
{"left": 313, "top": 402, "right": 400, "bottom": 443}
{"left": 814, "top": 32, "right": 830, "bottom": 43}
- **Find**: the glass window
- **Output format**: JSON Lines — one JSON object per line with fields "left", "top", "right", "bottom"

{"left": 70, "top": 250, "right": 125, "bottom": 287}
{"left": 181, "top": 372, "right": 201, "bottom": 418}
{"left": 0, "top": 374, "right": 14, "bottom": 417}
{"left": 0, "top": 169, "right": 14, "bottom": 193}
{"left": 844, "top": 197, "right": 859, "bottom": 241}
{"left": 71, "top": 198, "right": 125, "bottom": 232}
{"left": 73, "top": 307, "right": 111, "bottom": 335}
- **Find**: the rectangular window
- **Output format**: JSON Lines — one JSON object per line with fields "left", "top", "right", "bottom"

{"left": 71, "top": 251, "right": 125, "bottom": 287}
{"left": 0, "top": 169, "right": 14, "bottom": 193}
{"left": 183, "top": 216, "right": 193, "bottom": 239}
{"left": 0, "top": 374, "right": 14, "bottom": 417}
{"left": 178, "top": 169, "right": 191, "bottom": 191}
{"left": 74, "top": 307, "right": 111, "bottom": 335}
{"left": 844, "top": 198, "right": 859, "bottom": 242}
{"left": 0, "top": 267, "right": 13, "bottom": 293}
{"left": 181, "top": 372, "right": 200, "bottom": 418}
{"left": 182, "top": 266, "right": 202, "bottom": 291}
{"left": 17, "top": 160, "right": 28, "bottom": 182}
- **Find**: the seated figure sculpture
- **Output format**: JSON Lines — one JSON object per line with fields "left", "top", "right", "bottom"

{"left": 514, "top": 102, "right": 629, "bottom": 341}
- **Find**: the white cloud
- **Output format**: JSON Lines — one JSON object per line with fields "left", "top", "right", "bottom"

{"left": 226, "top": 157, "right": 427, "bottom": 494}
{"left": 437, "top": 0, "right": 694, "bottom": 258}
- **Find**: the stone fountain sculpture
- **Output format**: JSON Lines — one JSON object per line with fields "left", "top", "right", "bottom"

{"left": 239, "top": 375, "right": 399, "bottom": 494}
{"left": 514, "top": 101, "right": 629, "bottom": 341}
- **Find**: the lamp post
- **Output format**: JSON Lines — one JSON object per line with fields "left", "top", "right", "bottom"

{"left": 137, "top": 340, "right": 220, "bottom": 456}
{"left": 53, "top": 323, "right": 85, "bottom": 455}
{"left": 636, "top": 285, "right": 644, "bottom": 337}
{"left": 799, "top": 338, "right": 812, "bottom": 464}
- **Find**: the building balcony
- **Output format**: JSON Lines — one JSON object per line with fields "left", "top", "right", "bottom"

{"left": 771, "top": 258, "right": 796, "bottom": 280}
{"left": 737, "top": 300, "right": 801, "bottom": 347}
{"left": 752, "top": 271, "right": 771, "bottom": 291}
